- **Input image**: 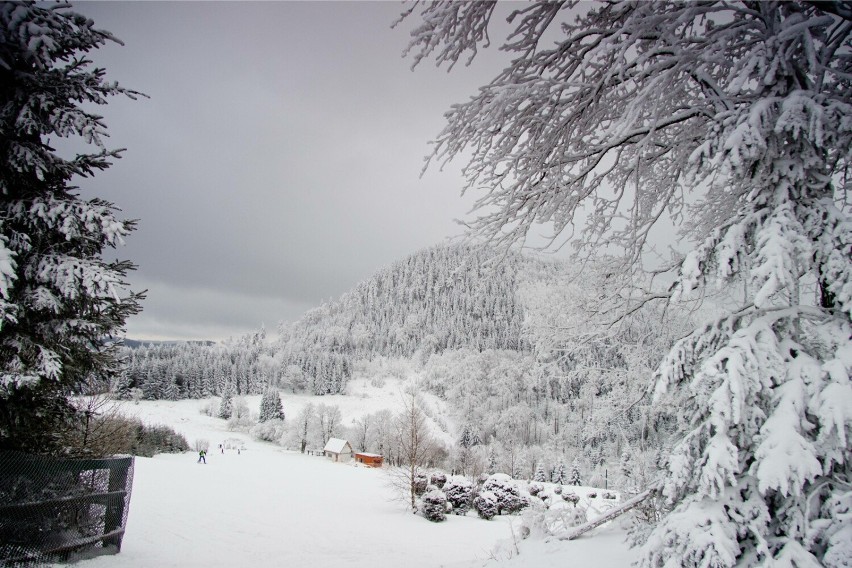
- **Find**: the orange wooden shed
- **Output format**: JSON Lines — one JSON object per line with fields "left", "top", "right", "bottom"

{"left": 354, "top": 452, "right": 383, "bottom": 468}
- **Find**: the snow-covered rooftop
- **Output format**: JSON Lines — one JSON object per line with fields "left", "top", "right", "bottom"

{"left": 323, "top": 438, "right": 351, "bottom": 454}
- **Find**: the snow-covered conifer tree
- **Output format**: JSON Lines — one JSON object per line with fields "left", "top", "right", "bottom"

{"left": 258, "top": 389, "right": 284, "bottom": 422}
{"left": 217, "top": 389, "right": 233, "bottom": 420}
{"left": 568, "top": 459, "right": 582, "bottom": 487}
{"left": 533, "top": 462, "right": 547, "bottom": 483}
{"left": 0, "top": 2, "right": 143, "bottom": 453}
{"left": 551, "top": 462, "right": 567, "bottom": 485}
{"left": 401, "top": 2, "right": 852, "bottom": 565}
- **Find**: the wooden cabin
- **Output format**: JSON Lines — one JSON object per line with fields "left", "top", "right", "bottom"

{"left": 323, "top": 438, "right": 353, "bottom": 462}
{"left": 354, "top": 452, "right": 384, "bottom": 468}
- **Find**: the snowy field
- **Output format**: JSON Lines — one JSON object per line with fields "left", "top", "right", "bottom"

{"left": 66, "top": 398, "right": 633, "bottom": 568}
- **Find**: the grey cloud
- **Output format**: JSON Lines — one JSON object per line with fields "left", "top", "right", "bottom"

{"left": 71, "top": 1, "right": 505, "bottom": 340}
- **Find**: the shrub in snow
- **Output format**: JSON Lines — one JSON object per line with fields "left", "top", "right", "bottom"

{"left": 200, "top": 399, "right": 218, "bottom": 417}
{"left": 250, "top": 419, "right": 285, "bottom": 443}
{"left": 420, "top": 489, "right": 447, "bottom": 522}
{"left": 473, "top": 490, "right": 498, "bottom": 520}
{"left": 527, "top": 482, "right": 544, "bottom": 497}
{"left": 443, "top": 476, "right": 474, "bottom": 515}
{"left": 562, "top": 503, "right": 588, "bottom": 528}
{"left": 430, "top": 471, "right": 447, "bottom": 489}
{"left": 603, "top": 492, "right": 617, "bottom": 500}
{"left": 413, "top": 473, "right": 429, "bottom": 496}
{"left": 227, "top": 415, "right": 253, "bottom": 432}
{"left": 562, "top": 491, "right": 580, "bottom": 505}
{"left": 481, "top": 474, "right": 529, "bottom": 515}
{"left": 588, "top": 492, "right": 597, "bottom": 499}
{"left": 553, "top": 485, "right": 562, "bottom": 495}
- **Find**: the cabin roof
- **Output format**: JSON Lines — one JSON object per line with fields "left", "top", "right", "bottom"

{"left": 323, "top": 438, "right": 351, "bottom": 454}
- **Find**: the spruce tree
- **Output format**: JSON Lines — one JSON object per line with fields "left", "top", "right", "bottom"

{"left": 568, "top": 459, "right": 581, "bottom": 487}
{"left": 258, "top": 389, "right": 284, "bottom": 422}
{"left": 0, "top": 2, "right": 143, "bottom": 453}
{"left": 551, "top": 462, "right": 567, "bottom": 485}
{"left": 217, "top": 389, "right": 233, "bottom": 420}
{"left": 533, "top": 462, "right": 547, "bottom": 483}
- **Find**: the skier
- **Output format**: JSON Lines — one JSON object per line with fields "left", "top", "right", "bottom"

{"left": 198, "top": 449, "right": 207, "bottom": 464}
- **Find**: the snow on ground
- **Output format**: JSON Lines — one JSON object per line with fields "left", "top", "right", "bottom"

{"left": 67, "top": 399, "right": 634, "bottom": 568}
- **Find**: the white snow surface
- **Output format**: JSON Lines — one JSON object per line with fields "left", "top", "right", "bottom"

{"left": 63, "top": 398, "right": 634, "bottom": 568}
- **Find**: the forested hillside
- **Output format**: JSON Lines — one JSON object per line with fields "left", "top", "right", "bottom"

{"left": 115, "top": 244, "right": 694, "bottom": 484}
{"left": 279, "top": 244, "right": 527, "bottom": 357}
{"left": 118, "top": 244, "right": 531, "bottom": 398}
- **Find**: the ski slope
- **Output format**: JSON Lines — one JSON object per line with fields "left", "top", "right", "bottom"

{"left": 67, "top": 399, "right": 633, "bottom": 568}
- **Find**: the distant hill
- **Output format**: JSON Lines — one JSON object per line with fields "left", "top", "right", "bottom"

{"left": 276, "top": 243, "right": 533, "bottom": 360}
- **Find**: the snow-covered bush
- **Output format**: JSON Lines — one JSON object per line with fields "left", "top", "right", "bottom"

{"left": 553, "top": 485, "right": 562, "bottom": 495}
{"left": 413, "top": 473, "right": 429, "bottom": 496}
{"left": 527, "top": 481, "right": 544, "bottom": 497}
{"left": 420, "top": 488, "right": 447, "bottom": 522}
{"left": 443, "top": 476, "right": 474, "bottom": 515}
{"left": 473, "top": 490, "right": 498, "bottom": 520}
{"left": 250, "top": 419, "right": 285, "bottom": 443}
{"left": 200, "top": 398, "right": 219, "bottom": 417}
{"left": 227, "top": 397, "right": 254, "bottom": 432}
{"left": 481, "top": 474, "right": 529, "bottom": 515}
{"left": 562, "top": 491, "right": 580, "bottom": 505}
{"left": 430, "top": 471, "right": 447, "bottom": 488}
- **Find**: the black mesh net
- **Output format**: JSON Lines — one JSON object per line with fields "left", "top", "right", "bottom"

{"left": 0, "top": 451, "right": 134, "bottom": 567}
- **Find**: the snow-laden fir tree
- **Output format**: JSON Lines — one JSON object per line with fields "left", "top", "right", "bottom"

{"left": 401, "top": 2, "right": 852, "bottom": 565}
{"left": 258, "top": 389, "right": 284, "bottom": 422}
{"left": 568, "top": 459, "right": 581, "bottom": 487}
{"left": 217, "top": 388, "right": 233, "bottom": 420}
{"left": 533, "top": 462, "right": 547, "bottom": 483}
{"left": 0, "top": 2, "right": 143, "bottom": 453}
{"left": 551, "top": 462, "right": 567, "bottom": 485}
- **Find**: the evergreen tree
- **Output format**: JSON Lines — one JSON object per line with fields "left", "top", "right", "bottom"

{"left": 568, "top": 459, "right": 581, "bottom": 487}
{"left": 551, "top": 462, "right": 567, "bottom": 485}
{"left": 486, "top": 446, "right": 498, "bottom": 475}
{"left": 0, "top": 2, "right": 143, "bottom": 453}
{"left": 533, "top": 462, "right": 547, "bottom": 483}
{"left": 217, "top": 388, "right": 233, "bottom": 420}
{"left": 258, "top": 389, "right": 284, "bottom": 422}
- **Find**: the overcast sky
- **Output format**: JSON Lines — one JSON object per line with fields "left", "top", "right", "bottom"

{"left": 69, "top": 1, "right": 512, "bottom": 342}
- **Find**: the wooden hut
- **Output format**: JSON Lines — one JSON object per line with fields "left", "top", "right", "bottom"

{"left": 354, "top": 452, "right": 384, "bottom": 468}
{"left": 323, "top": 438, "right": 353, "bottom": 462}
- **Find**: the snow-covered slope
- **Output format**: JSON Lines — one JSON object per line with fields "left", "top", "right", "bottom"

{"left": 66, "top": 399, "right": 634, "bottom": 568}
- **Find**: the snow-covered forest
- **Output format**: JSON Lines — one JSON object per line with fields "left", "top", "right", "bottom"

{"left": 1, "top": 1, "right": 850, "bottom": 567}
{"left": 111, "top": 243, "right": 695, "bottom": 493}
